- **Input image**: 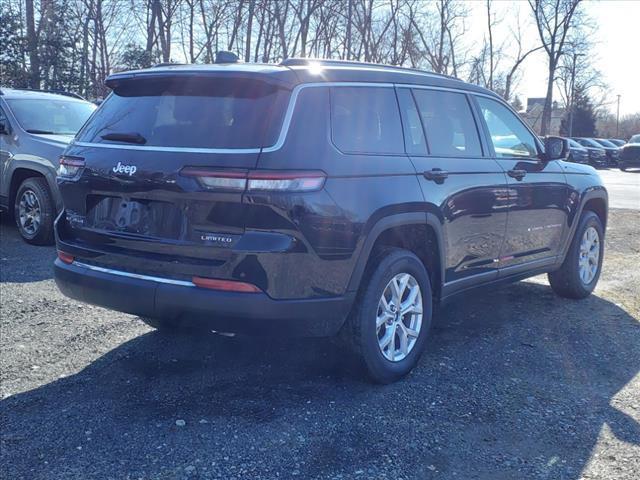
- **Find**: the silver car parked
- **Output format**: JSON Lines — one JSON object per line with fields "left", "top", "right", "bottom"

{"left": 0, "top": 88, "right": 96, "bottom": 244}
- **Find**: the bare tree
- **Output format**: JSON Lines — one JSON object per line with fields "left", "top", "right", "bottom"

{"left": 529, "top": 0, "right": 582, "bottom": 135}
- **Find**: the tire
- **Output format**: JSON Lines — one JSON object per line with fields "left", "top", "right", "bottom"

{"left": 14, "top": 177, "right": 55, "bottom": 245}
{"left": 548, "top": 211, "right": 604, "bottom": 299}
{"left": 343, "top": 248, "right": 433, "bottom": 384}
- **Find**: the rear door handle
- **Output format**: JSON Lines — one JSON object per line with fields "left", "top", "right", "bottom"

{"left": 423, "top": 168, "right": 449, "bottom": 184}
{"left": 507, "top": 169, "right": 527, "bottom": 181}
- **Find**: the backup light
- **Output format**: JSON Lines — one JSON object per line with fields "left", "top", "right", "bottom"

{"left": 181, "top": 167, "right": 248, "bottom": 191}
{"left": 247, "top": 170, "right": 326, "bottom": 192}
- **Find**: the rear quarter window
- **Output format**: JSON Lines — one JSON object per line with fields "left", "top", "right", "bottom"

{"left": 78, "top": 77, "right": 289, "bottom": 149}
{"left": 330, "top": 86, "right": 404, "bottom": 155}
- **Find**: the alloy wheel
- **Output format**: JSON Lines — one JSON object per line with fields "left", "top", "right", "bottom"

{"left": 18, "top": 189, "right": 41, "bottom": 236}
{"left": 578, "top": 226, "right": 600, "bottom": 284}
{"left": 376, "top": 273, "right": 423, "bottom": 362}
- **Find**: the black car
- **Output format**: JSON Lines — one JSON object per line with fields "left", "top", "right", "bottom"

{"left": 593, "top": 138, "right": 621, "bottom": 166}
{"left": 572, "top": 138, "right": 608, "bottom": 168}
{"left": 0, "top": 88, "right": 96, "bottom": 244}
{"left": 619, "top": 134, "right": 640, "bottom": 171}
{"left": 566, "top": 138, "right": 589, "bottom": 164}
{"left": 53, "top": 58, "right": 608, "bottom": 383}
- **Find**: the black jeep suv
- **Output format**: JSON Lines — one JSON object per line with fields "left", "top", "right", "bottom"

{"left": 54, "top": 59, "right": 608, "bottom": 383}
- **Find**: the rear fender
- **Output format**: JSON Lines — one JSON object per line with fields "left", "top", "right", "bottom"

{"left": 346, "top": 212, "right": 445, "bottom": 297}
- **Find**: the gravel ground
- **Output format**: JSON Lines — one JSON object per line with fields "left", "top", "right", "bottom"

{"left": 1, "top": 210, "right": 638, "bottom": 480}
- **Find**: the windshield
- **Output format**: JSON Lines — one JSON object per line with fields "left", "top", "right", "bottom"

{"left": 568, "top": 139, "right": 583, "bottom": 148}
{"left": 629, "top": 134, "right": 640, "bottom": 144}
{"left": 575, "top": 138, "right": 603, "bottom": 149}
{"left": 78, "top": 77, "right": 290, "bottom": 149}
{"left": 594, "top": 139, "right": 617, "bottom": 148}
{"left": 7, "top": 98, "right": 96, "bottom": 135}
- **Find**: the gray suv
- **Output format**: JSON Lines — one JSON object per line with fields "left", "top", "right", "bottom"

{"left": 0, "top": 88, "right": 96, "bottom": 244}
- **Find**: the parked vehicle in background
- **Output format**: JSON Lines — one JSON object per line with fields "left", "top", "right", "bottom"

{"left": 566, "top": 138, "right": 590, "bottom": 164}
{"left": 53, "top": 58, "right": 608, "bottom": 383}
{"left": 607, "top": 139, "right": 625, "bottom": 147}
{"left": 0, "top": 88, "right": 96, "bottom": 244}
{"left": 592, "top": 138, "right": 621, "bottom": 167}
{"left": 619, "top": 134, "right": 640, "bottom": 171}
{"left": 572, "top": 138, "right": 608, "bottom": 169}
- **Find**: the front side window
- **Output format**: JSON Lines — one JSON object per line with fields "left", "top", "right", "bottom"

{"left": 411, "top": 89, "right": 482, "bottom": 157}
{"left": 330, "top": 86, "right": 404, "bottom": 155}
{"left": 477, "top": 97, "right": 538, "bottom": 159}
{"left": 6, "top": 99, "right": 96, "bottom": 135}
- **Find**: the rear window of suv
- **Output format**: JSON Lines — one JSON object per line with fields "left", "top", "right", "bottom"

{"left": 77, "top": 77, "right": 290, "bottom": 149}
{"left": 330, "top": 86, "right": 404, "bottom": 155}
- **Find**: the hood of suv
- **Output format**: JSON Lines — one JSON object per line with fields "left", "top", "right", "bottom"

{"left": 30, "top": 133, "right": 76, "bottom": 148}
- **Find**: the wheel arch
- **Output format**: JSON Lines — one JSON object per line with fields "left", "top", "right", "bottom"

{"left": 347, "top": 212, "right": 445, "bottom": 301}
{"left": 559, "top": 187, "right": 608, "bottom": 264}
{"left": 7, "top": 161, "right": 61, "bottom": 214}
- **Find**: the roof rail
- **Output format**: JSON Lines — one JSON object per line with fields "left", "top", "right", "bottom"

{"left": 152, "top": 62, "right": 184, "bottom": 68}
{"left": 279, "top": 58, "right": 459, "bottom": 81}
{"left": 7, "top": 88, "right": 86, "bottom": 100}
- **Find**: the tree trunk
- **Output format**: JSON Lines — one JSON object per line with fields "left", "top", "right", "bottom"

{"left": 245, "top": 0, "right": 255, "bottom": 62}
{"left": 25, "top": 0, "right": 40, "bottom": 88}
{"left": 541, "top": 63, "right": 555, "bottom": 135}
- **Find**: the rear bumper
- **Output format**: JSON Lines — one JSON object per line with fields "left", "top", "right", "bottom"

{"left": 619, "top": 156, "right": 640, "bottom": 168}
{"left": 54, "top": 259, "right": 354, "bottom": 336}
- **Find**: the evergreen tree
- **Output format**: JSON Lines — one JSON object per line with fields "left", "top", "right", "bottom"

{"left": 510, "top": 96, "right": 524, "bottom": 112}
{"left": 560, "top": 86, "right": 597, "bottom": 137}
{"left": 0, "top": 11, "right": 29, "bottom": 87}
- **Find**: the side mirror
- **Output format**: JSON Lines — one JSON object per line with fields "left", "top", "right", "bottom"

{"left": 0, "top": 121, "right": 8, "bottom": 135}
{"left": 542, "top": 136, "right": 569, "bottom": 161}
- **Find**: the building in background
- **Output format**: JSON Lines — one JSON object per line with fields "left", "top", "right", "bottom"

{"left": 520, "top": 98, "right": 565, "bottom": 136}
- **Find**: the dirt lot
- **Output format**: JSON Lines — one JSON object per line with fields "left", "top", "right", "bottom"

{"left": 1, "top": 209, "right": 638, "bottom": 480}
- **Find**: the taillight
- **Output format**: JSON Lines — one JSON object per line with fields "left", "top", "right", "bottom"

{"left": 181, "top": 168, "right": 326, "bottom": 193}
{"left": 57, "top": 251, "right": 75, "bottom": 264}
{"left": 247, "top": 170, "right": 326, "bottom": 192}
{"left": 180, "top": 167, "right": 248, "bottom": 191}
{"left": 58, "top": 155, "right": 85, "bottom": 178}
{"left": 192, "top": 276, "right": 261, "bottom": 293}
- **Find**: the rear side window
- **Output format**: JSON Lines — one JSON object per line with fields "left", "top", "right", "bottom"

{"left": 476, "top": 97, "right": 538, "bottom": 159}
{"left": 78, "top": 77, "right": 289, "bottom": 149}
{"left": 330, "top": 87, "right": 404, "bottom": 155}
{"left": 411, "top": 89, "right": 482, "bottom": 157}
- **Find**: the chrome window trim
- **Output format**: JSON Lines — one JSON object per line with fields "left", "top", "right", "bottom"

{"left": 71, "top": 82, "right": 394, "bottom": 154}
{"left": 262, "top": 81, "right": 394, "bottom": 153}
{"left": 70, "top": 81, "right": 499, "bottom": 155}
{"left": 71, "top": 141, "right": 261, "bottom": 154}
{"left": 73, "top": 261, "right": 195, "bottom": 287}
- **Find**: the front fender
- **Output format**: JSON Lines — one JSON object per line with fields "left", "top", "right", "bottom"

{"left": 6, "top": 158, "right": 62, "bottom": 212}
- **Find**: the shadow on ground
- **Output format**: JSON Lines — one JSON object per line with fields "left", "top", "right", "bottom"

{"left": 0, "top": 214, "right": 55, "bottom": 283}
{"left": 1, "top": 280, "right": 638, "bottom": 479}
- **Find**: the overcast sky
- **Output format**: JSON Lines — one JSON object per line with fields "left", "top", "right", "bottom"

{"left": 465, "top": 0, "right": 639, "bottom": 116}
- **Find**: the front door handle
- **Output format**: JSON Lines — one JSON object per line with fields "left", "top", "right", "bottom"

{"left": 423, "top": 168, "right": 449, "bottom": 184}
{"left": 507, "top": 169, "right": 527, "bottom": 181}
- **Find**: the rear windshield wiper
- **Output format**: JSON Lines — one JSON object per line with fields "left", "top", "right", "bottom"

{"left": 100, "top": 132, "right": 147, "bottom": 145}
{"left": 26, "top": 129, "right": 55, "bottom": 134}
